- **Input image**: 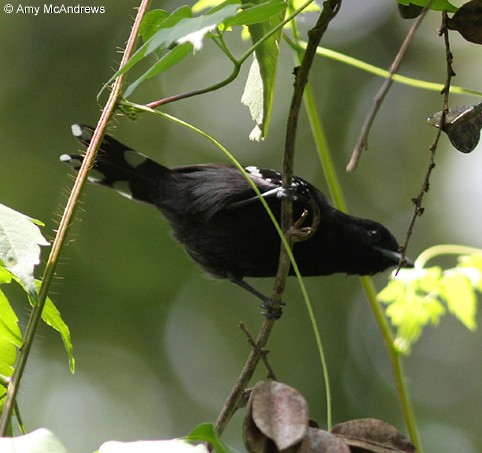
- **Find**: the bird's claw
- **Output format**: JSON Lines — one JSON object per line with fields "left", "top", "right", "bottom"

{"left": 289, "top": 198, "right": 320, "bottom": 243}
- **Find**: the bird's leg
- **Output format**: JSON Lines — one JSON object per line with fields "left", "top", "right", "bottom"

{"left": 227, "top": 272, "right": 283, "bottom": 319}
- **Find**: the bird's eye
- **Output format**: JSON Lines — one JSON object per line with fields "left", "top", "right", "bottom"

{"left": 367, "top": 228, "right": 381, "bottom": 243}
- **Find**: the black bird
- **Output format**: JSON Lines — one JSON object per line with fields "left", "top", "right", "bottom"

{"left": 61, "top": 124, "right": 411, "bottom": 311}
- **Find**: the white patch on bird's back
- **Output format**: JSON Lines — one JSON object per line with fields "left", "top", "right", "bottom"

{"left": 124, "top": 150, "right": 148, "bottom": 168}
{"left": 87, "top": 169, "right": 105, "bottom": 183}
{"left": 112, "top": 181, "right": 133, "bottom": 199}
{"left": 71, "top": 124, "right": 92, "bottom": 141}
{"left": 245, "top": 166, "right": 263, "bottom": 178}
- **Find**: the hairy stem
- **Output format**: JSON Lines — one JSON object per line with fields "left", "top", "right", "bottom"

{"left": 0, "top": 0, "right": 152, "bottom": 434}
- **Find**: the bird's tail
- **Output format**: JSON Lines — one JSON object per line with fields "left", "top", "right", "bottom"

{"left": 60, "top": 124, "right": 169, "bottom": 205}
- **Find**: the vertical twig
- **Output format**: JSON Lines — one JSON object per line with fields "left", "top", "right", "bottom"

{"left": 215, "top": 0, "right": 342, "bottom": 435}
{"left": 346, "top": 7, "right": 429, "bottom": 173}
{"left": 0, "top": 0, "right": 152, "bottom": 434}
{"left": 400, "top": 11, "right": 455, "bottom": 257}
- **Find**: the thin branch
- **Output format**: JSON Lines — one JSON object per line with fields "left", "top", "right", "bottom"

{"left": 215, "top": 0, "right": 342, "bottom": 435}
{"left": 399, "top": 11, "right": 455, "bottom": 260}
{"left": 0, "top": 0, "right": 152, "bottom": 434}
{"left": 346, "top": 8, "right": 429, "bottom": 173}
{"left": 239, "top": 322, "right": 277, "bottom": 380}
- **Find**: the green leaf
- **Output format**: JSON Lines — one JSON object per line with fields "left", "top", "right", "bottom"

{"left": 241, "top": 0, "right": 286, "bottom": 140}
{"left": 0, "top": 428, "right": 69, "bottom": 453}
{"left": 184, "top": 423, "right": 237, "bottom": 453}
{"left": 139, "top": 9, "right": 170, "bottom": 43}
{"left": 124, "top": 42, "right": 193, "bottom": 98}
{"left": 378, "top": 267, "right": 446, "bottom": 353}
{"left": 394, "top": 0, "right": 457, "bottom": 13}
{"left": 226, "top": 0, "right": 287, "bottom": 26}
{"left": 0, "top": 288, "right": 22, "bottom": 380}
{"left": 35, "top": 282, "right": 75, "bottom": 373}
{"left": 439, "top": 269, "right": 478, "bottom": 330}
{"left": 0, "top": 204, "right": 49, "bottom": 295}
{"left": 103, "top": 3, "right": 240, "bottom": 94}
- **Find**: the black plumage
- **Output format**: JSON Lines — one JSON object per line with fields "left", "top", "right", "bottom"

{"left": 61, "top": 124, "right": 411, "bottom": 308}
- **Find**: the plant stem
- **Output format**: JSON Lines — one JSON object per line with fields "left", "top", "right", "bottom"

{"left": 0, "top": 0, "right": 152, "bottom": 434}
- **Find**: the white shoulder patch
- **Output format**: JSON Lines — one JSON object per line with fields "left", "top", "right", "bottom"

{"left": 245, "top": 166, "right": 263, "bottom": 178}
{"left": 124, "top": 150, "right": 148, "bottom": 168}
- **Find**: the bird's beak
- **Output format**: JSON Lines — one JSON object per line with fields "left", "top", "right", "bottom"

{"left": 374, "top": 247, "right": 414, "bottom": 268}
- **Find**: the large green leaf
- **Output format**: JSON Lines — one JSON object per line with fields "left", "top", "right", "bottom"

{"left": 395, "top": 0, "right": 457, "bottom": 13}
{"left": 124, "top": 42, "right": 193, "bottom": 98}
{"left": 0, "top": 288, "right": 21, "bottom": 379}
{"left": 241, "top": 0, "right": 286, "bottom": 141}
{"left": 103, "top": 2, "right": 240, "bottom": 94}
{"left": 38, "top": 287, "right": 75, "bottom": 374}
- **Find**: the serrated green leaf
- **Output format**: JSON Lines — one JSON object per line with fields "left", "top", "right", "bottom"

{"left": 124, "top": 42, "right": 193, "bottom": 97}
{"left": 378, "top": 267, "right": 446, "bottom": 353}
{"left": 102, "top": 3, "right": 240, "bottom": 94}
{"left": 458, "top": 254, "right": 482, "bottom": 291}
{"left": 0, "top": 289, "right": 22, "bottom": 379}
{"left": 395, "top": 0, "right": 457, "bottom": 13}
{"left": 0, "top": 204, "right": 49, "bottom": 295}
{"left": 439, "top": 270, "right": 478, "bottom": 330}
{"left": 241, "top": 0, "right": 286, "bottom": 141}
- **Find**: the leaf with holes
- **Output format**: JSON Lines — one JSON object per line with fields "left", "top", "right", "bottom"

{"left": 0, "top": 204, "right": 49, "bottom": 295}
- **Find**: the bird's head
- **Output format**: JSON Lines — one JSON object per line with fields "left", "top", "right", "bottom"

{"left": 336, "top": 215, "right": 413, "bottom": 276}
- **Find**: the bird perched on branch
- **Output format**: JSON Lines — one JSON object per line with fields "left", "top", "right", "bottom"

{"left": 61, "top": 124, "right": 411, "bottom": 314}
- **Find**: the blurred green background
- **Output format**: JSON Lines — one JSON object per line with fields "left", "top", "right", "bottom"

{"left": 1, "top": 0, "right": 482, "bottom": 451}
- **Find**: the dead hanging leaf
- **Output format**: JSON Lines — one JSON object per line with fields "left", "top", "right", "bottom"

{"left": 447, "top": 0, "right": 482, "bottom": 44}
{"left": 331, "top": 418, "right": 415, "bottom": 453}
{"left": 244, "top": 380, "right": 309, "bottom": 452}
{"left": 427, "top": 101, "right": 482, "bottom": 153}
{"left": 305, "top": 427, "right": 351, "bottom": 452}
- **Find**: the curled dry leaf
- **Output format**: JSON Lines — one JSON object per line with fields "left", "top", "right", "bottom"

{"left": 427, "top": 101, "right": 482, "bottom": 153}
{"left": 244, "top": 380, "right": 309, "bottom": 452}
{"left": 305, "top": 427, "right": 350, "bottom": 453}
{"left": 447, "top": 0, "right": 482, "bottom": 44}
{"left": 331, "top": 418, "right": 415, "bottom": 453}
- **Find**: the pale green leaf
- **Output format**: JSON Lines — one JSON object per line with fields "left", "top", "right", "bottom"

{"left": 100, "top": 438, "right": 209, "bottom": 453}
{"left": 458, "top": 254, "right": 482, "bottom": 291}
{"left": 241, "top": 0, "right": 286, "bottom": 140}
{"left": 0, "top": 289, "right": 22, "bottom": 379}
{"left": 0, "top": 428, "right": 69, "bottom": 453}
{"left": 439, "top": 270, "right": 478, "bottom": 330}
{"left": 0, "top": 204, "right": 49, "bottom": 295}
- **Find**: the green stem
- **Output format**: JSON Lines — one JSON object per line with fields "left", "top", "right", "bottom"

{"left": 416, "top": 244, "right": 482, "bottom": 269}
{"left": 289, "top": 10, "right": 421, "bottom": 451}
{"left": 0, "top": 0, "right": 152, "bottom": 435}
